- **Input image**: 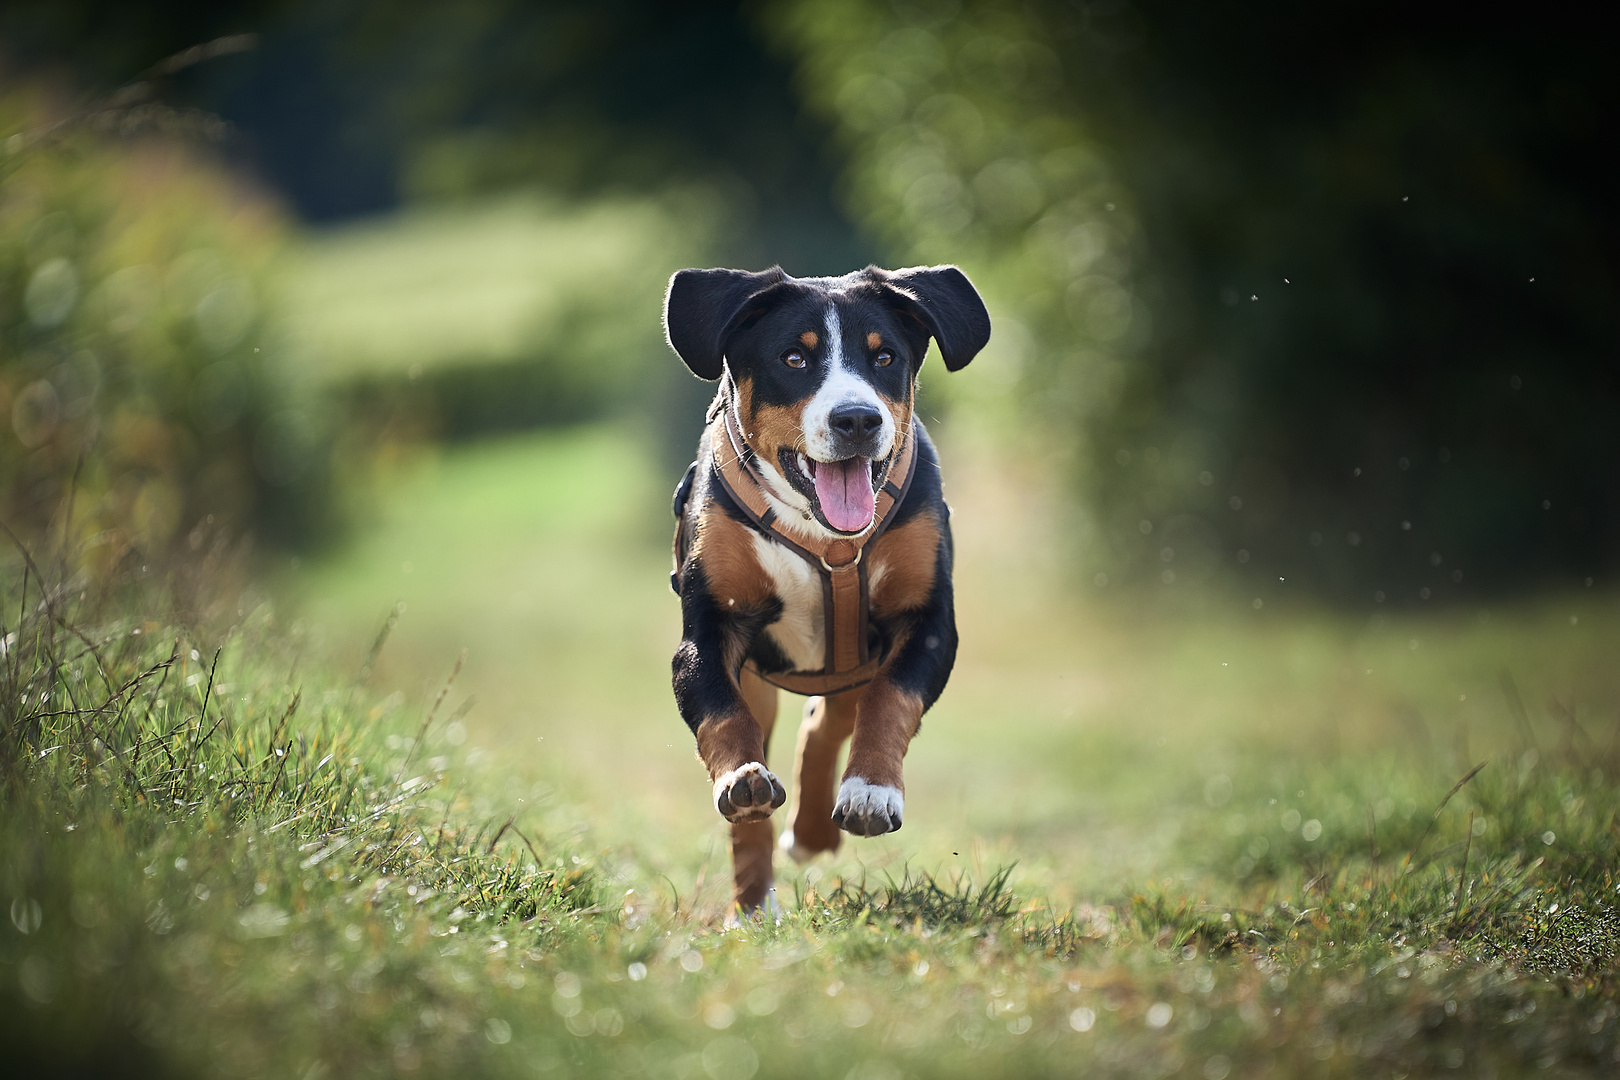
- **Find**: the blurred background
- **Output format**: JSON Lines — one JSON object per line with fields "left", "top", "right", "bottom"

{"left": 2, "top": 0, "right": 1617, "bottom": 892}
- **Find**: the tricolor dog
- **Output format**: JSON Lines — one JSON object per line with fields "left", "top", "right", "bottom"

{"left": 664, "top": 264, "right": 991, "bottom": 914}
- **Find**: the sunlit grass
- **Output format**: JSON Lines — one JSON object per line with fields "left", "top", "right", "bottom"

{"left": 285, "top": 424, "right": 1620, "bottom": 901}
{"left": 0, "top": 560, "right": 600, "bottom": 1074}
{"left": 7, "top": 424, "right": 1620, "bottom": 1077}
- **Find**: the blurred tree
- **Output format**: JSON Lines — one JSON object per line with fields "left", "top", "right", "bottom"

{"left": 1, "top": 0, "right": 872, "bottom": 273}
{"left": 0, "top": 0, "right": 271, "bottom": 85}
{"left": 220, "top": 0, "right": 868, "bottom": 273}
{"left": 3, "top": 0, "right": 877, "bottom": 473}
{"left": 780, "top": 0, "right": 1620, "bottom": 602}
{"left": 0, "top": 85, "right": 330, "bottom": 563}
{"left": 14, "top": 0, "right": 1614, "bottom": 598}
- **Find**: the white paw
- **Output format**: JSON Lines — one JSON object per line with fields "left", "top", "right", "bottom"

{"left": 832, "top": 778, "right": 904, "bottom": 837}
{"left": 713, "top": 762, "right": 786, "bottom": 822}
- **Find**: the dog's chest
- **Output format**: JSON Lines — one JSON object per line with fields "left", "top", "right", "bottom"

{"left": 748, "top": 532, "right": 825, "bottom": 671}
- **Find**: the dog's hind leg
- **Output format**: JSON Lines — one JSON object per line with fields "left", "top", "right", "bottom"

{"left": 780, "top": 689, "right": 860, "bottom": 861}
{"left": 730, "top": 667, "right": 780, "bottom": 913}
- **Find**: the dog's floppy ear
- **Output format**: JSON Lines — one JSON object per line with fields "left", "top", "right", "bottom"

{"left": 664, "top": 266, "right": 788, "bottom": 380}
{"left": 871, "top": 264, "right": 992, "bottom": 371}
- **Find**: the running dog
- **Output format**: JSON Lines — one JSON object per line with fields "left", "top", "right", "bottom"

{"left": 665, "top": 264, "right": 990, "bottom": 914}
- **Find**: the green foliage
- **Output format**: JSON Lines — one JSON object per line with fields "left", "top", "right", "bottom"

{"left": 777, "top": 0, "right": 1618, "bottom": 599}
{"left": 0, "top": 85, "right": 330, "bottom": 556}
{"left": 775, "top": 0, "right": 1138, "bottom": 432}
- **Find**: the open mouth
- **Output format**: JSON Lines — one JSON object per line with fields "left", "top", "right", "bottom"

{"left": 778, "top": 448, "right": 884, "bottom": 534}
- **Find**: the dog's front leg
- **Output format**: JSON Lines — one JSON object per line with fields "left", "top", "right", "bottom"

{"left": 834, "top": 679, "right": 921, "bottom": 836}
{"left": 672, "top": 562, "right": 786, "bottom": 825}
{"left": 833, "top": 602, "right": 958, "bottom": 838}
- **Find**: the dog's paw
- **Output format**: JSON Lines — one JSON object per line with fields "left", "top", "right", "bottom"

{"left": 713, "top": 762, "right": 786, "bottom": 822}
{"left": 831, "top": 778, "right": 904, "bottom": 837}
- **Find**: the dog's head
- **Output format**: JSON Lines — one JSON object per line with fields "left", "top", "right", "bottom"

{"left": 664, "top": 264, "right": 990, "bottom": 536}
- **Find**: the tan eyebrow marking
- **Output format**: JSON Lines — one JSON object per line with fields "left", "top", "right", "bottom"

{"left": 866, "top": 331, "right": 883, "bottom": 350}
{"left": 799, "top": 330, "right": 819, "bottom": 349}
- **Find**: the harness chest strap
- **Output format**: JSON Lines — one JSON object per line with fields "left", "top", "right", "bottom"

{"left": 700, "top": 399, "right": 917, "bottom": 696}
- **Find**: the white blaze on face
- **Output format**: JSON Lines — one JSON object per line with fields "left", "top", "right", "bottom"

{"left": 802, "top": 304, "right": 895, "bottom": 462}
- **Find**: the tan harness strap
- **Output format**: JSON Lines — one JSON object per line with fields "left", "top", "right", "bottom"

{"left": 698, "top": 380, "right": 917, "bottom": 696}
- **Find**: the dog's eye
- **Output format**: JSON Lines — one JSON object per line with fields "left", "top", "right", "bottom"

{"left": 782, "top": 350, "right": 806, "bottom": 369}
{"left": 874, "top": 350, "right": 894, "bottom": 367}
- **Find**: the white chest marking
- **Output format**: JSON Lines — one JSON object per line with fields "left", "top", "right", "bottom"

{"left": 749, "top": 530, "right": 824, "bottom": 671}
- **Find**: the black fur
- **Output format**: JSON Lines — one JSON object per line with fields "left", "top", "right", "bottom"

{"left": 672, "top": 459, "right": 697, "bottom": 519}
{"left": 666, "top": 264, "right": 988, "bottom": 785}
{"left": 663, "top": 264, "right": 991, "bottom": 382}
{"left": 664, "top": 266, "right": 786, "bottom": 380}
{"left": 672, "top": 558, "right": 783, "bottom": 736}
{"left": 724, "top": 278, "right": 918, "bottom": 413}
{"left": 869, "top": 265, "right": 994, "bottom": 373}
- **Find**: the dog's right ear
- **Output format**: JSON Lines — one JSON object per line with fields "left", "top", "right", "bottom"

{"left": 664, "top": 266, "right": 788, "bottom": 380}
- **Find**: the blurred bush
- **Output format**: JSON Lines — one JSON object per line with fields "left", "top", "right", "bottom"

{"left": 778, "top": 0, "right": 1619, "bottom": 601}
{"left": 274, "top": 191, "right": 721, "bottom": 453}
{"left": 5, "top": 0, "right": 871, "bottom": 504}
{"left": 0, "top": 82, "right": 330, "bottom": 563}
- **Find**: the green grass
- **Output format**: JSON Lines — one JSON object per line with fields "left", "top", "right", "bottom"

{"left": 0, "top": 558, "right": 597, "bottom": 1076}
{"left": 7, "top": 424, "right": 1620, "bottom": 1077}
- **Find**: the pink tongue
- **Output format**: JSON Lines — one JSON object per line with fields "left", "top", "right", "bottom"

{"left": 814, "top": 457, "right": 875, "bottom": 532}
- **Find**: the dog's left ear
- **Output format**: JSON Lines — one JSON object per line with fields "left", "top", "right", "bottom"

{"left": 664, "top": 266, "right": 787, "bottom": 380}
{"left": 870, "top": 264, "right": 992, "bottom": 371}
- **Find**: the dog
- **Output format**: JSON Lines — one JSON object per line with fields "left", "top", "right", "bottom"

{"left": 664, "top": 263, "right": 991, "bottom": 915}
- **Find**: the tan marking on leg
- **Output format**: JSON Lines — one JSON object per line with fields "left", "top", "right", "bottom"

{"left": 799, "top": 330, "right": 819, "bottom": 349}
{"left": 695, "top": 710, "right": 765, "bottom": 780}
{"left": 866, "top": 331, "right": 882, "bottom": 351}
{"left": 785, "top": 690, "right": 859, "bottom": 858}
{"left": 868, "top": 510, "right": 940, "bottom": 615}
{"left": 844, "top": 680, "right": 923, "bottom": 792}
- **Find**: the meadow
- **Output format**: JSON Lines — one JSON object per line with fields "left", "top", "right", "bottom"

{"left": 7, "top": 420, "right": 1619, "bottom": 1078}
{"left": 4, "top": 8, "right": 1615, "bottom": 1075}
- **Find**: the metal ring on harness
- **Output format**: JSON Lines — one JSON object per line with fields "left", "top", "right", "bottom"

{"left": 819, "top": 547, "right": 862, "bottom": 573}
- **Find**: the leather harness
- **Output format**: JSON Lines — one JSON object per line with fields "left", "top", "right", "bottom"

{"left": 672, "top": 379, "right": 919, "bottom": 697}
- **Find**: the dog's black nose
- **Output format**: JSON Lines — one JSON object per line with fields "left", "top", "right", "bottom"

{"left": 829, "top": 403, "right": 884, "bottom": 438}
